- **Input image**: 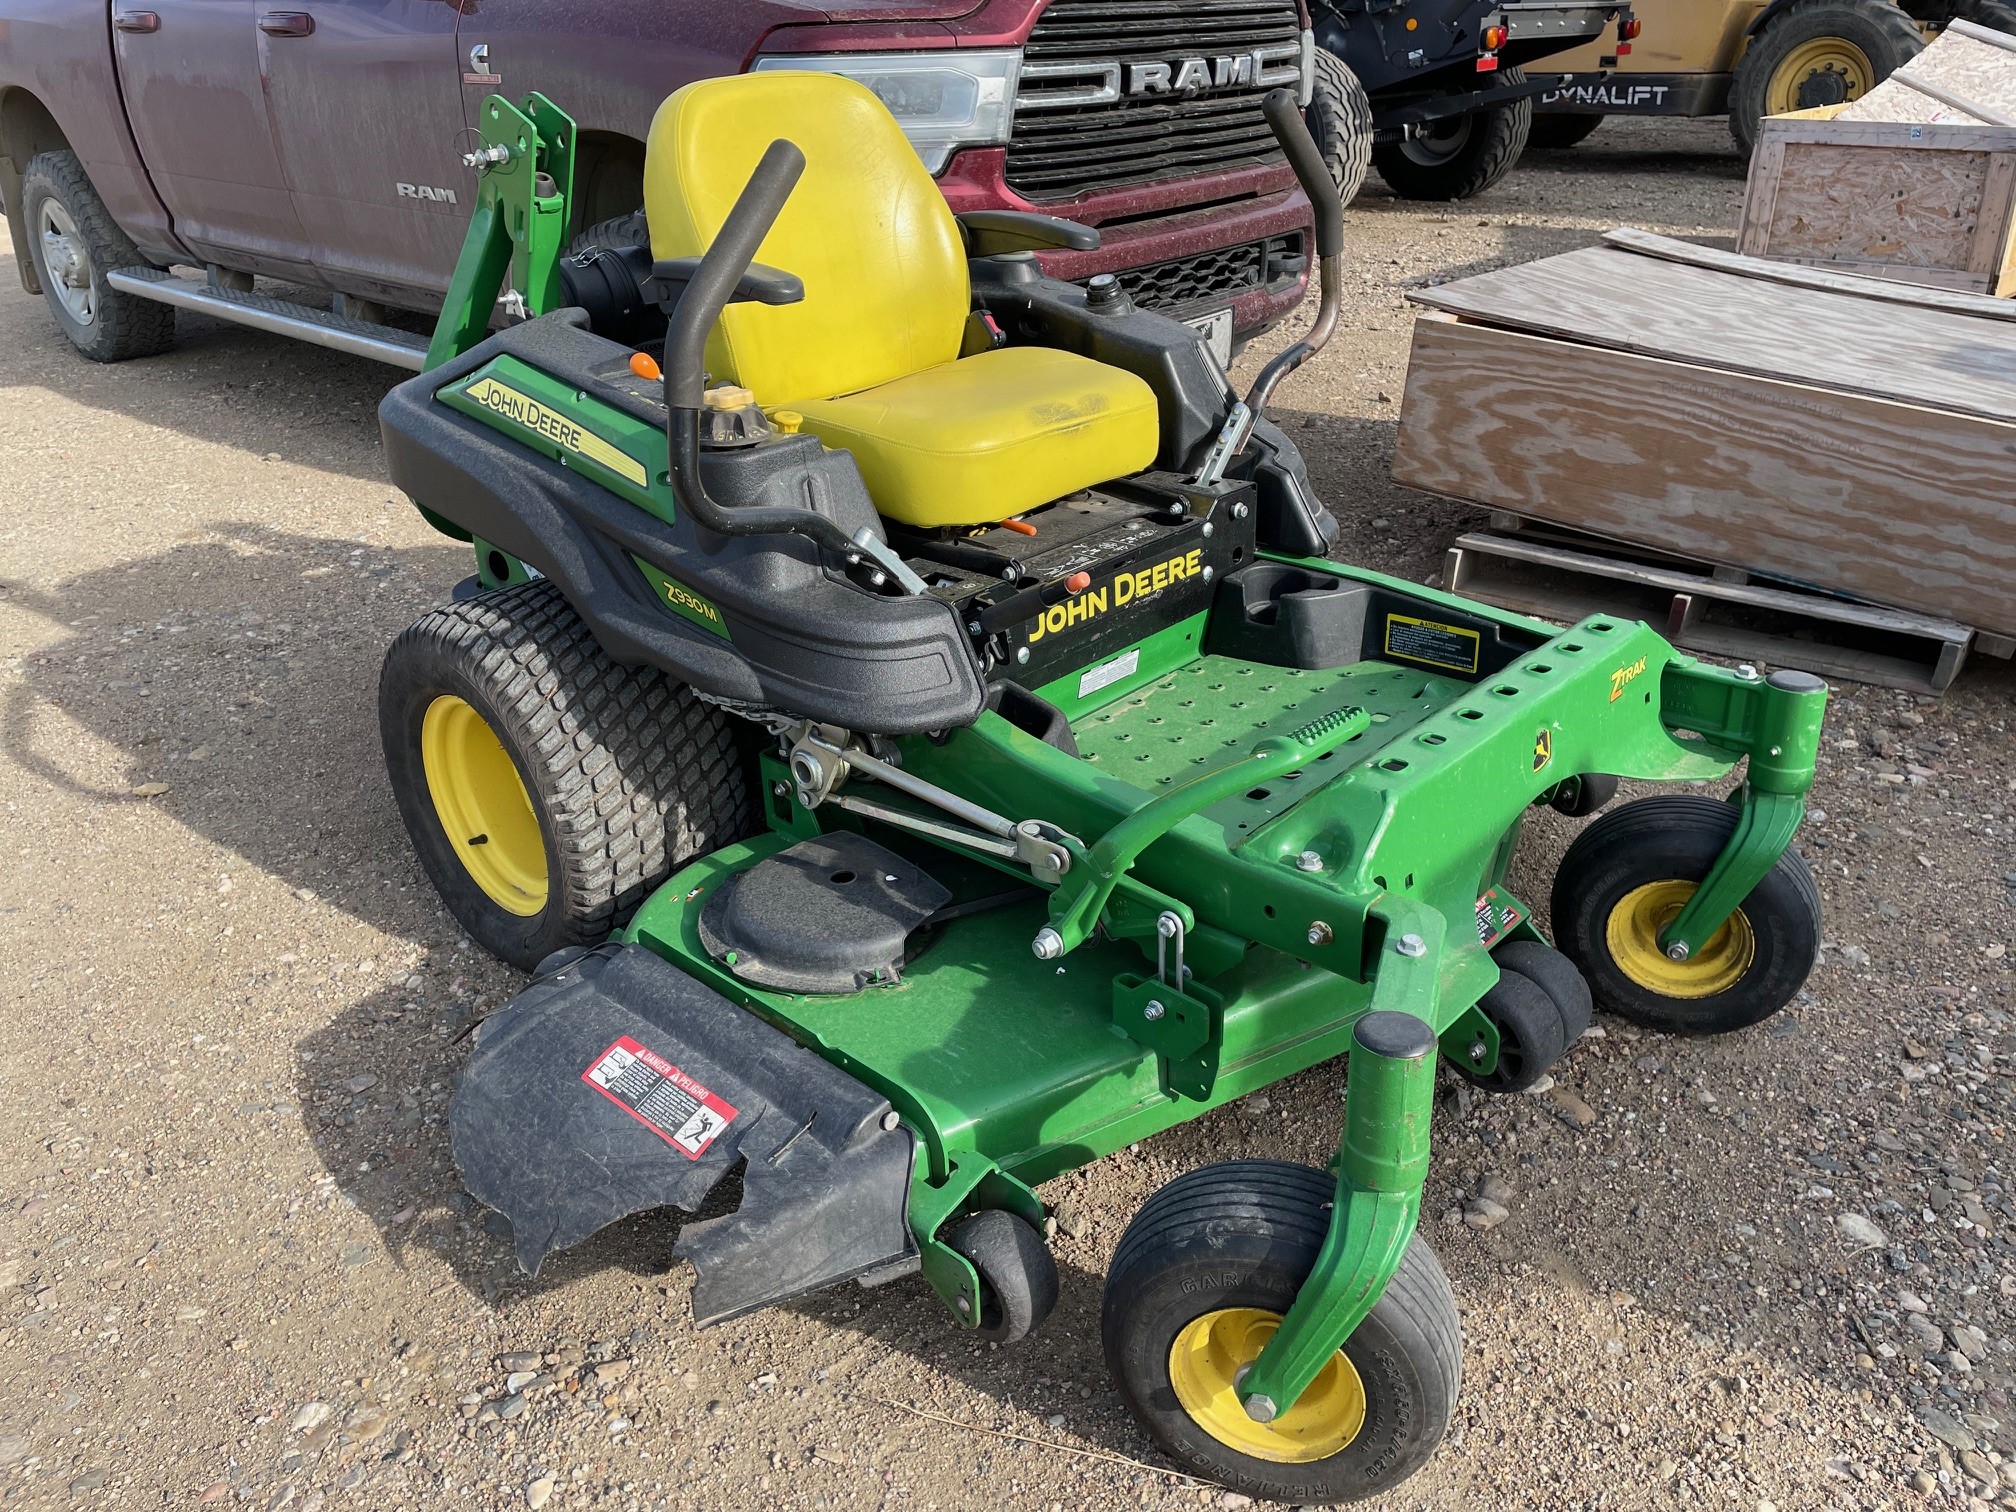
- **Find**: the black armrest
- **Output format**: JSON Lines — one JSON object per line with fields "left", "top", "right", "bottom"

{"left": 644, "top": 256, "right": 804, "bottom": 309}
{"left": 958, "top": 210, "right": 1101, "bottom": 256}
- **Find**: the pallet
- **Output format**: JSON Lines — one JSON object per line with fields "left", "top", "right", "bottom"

{"left": 1443, "top": 529, "right": 1979, "bottom": 694}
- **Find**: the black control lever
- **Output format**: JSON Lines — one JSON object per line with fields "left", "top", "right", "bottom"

{"left": 1193, "top": 87, "right": 1345, "bottom": 486}
{"left": 661, "top": 139, "right": 921, "bottom": 593}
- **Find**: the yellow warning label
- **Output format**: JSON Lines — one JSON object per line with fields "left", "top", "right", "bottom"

{"left": 1383, "top": 613, "right": 1481, "bottom": 674}
{"left": 462, "top": 377, "right": 648, "bottom": 488}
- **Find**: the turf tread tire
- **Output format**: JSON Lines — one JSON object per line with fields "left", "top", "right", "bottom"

{"left": 21, "top": 151, "right": 176, "bottom": 362}
{"left": 1372, "top": 67, "right": 1533, "bottom": 200}
{"left": 1551, "top": 793, "right": 1822, "bottom": 1035}
{"left": 1104, "top": 1161, "right": 1461, "bottom": 1503}
{"left": 1307, "top": 50, "right": 1375, "bottom": 204}
{"left": 380, "top": 580, "right": 754, "bottom": 970}
{"left": 1729, "top": 0, "right": 1924, "bottom": 156}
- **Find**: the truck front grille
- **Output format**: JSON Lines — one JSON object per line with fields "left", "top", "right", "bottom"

{"left": 1086, "top": 232, "right": 1303, "bottom": 311}
{"left": 1009, "top": 0, "right": 1304, "bottom": 201}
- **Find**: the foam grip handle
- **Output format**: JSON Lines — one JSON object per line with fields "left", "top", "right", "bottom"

{"left": 665, "top": 138, "right": 807, "bottom": 409}
{"left": 1261, "top": 87, "right": 1342, "bottom": 262}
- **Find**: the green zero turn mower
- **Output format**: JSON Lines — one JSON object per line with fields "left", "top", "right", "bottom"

{"left": 376, "top": 72, "right": 1828, "bottom": 1502}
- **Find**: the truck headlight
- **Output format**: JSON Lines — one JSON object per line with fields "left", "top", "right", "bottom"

{"left": 749, "top": 50, "right": 1020, "bottom": 174}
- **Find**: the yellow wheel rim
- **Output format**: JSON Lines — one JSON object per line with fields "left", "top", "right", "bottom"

{"left": 1605, "top": 880, "right": 1755, "bottom": 999}
{"left": 1167, "top": 1308, "right": 1367, "bottom": 1465}
{"left": 1766, "top": 37, "right": 1875, "bottom": 114}
{"left": 420, "top": 695, "right": 549, "bottom": 917}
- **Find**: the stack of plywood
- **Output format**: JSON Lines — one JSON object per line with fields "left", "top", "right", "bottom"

{"left": 1739, "top": 21, "right": 2016, "bottom": 295}
{"left": 1390, "top": 229, "right": 2016, "bottom": 685}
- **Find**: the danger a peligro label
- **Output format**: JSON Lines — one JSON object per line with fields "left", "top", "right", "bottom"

{"left": 582, "top": 1036, "right": 738, "bottom": 1159}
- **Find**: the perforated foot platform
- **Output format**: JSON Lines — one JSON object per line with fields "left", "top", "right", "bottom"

{"left": 451, "top": 943, "right": 916, "bottom": 1324}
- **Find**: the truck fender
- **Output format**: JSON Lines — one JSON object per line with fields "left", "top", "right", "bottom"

{"left": 0, "top": 87, "right": 68, "bottom": 295}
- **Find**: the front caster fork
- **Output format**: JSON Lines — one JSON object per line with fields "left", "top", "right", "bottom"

{"left": 1234, "top": 916, "right": 1442, "bottom": 1423}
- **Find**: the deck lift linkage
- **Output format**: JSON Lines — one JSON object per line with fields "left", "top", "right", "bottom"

{"left": 374, "top": 74, "right": 1827, "bottom": 1501}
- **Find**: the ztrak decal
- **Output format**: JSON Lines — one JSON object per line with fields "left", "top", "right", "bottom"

{"left": 1475, "top": 888, "right": 1525, "bottom": 948}
{"left": 583, "top": 1035, "right": 739, "bottom": 1159}
{"left": 461, "top": 375, "right": 649, "bottom": 488}
{"left": 1609, "top": 654, "right": 1649, "bottom": 702}
{"left": 1025, "top": 548, "right": 1204, "bottom": 645}
{"left": 632, "top": 556, "right": 732, "bottom": 640}
{"left": 1382, "top": 613, "right": 1481, "bottom": 675}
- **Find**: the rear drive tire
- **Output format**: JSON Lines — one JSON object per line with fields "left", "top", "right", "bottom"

{"left": 1528, "top": 113, "right": 1605, "bottom": 149}
{"left": 946, "top": 1210, "right": 1058, "bottom": 1343}
{"left": 1306, "top": 50, "right": 1375, "bottom": 204}
{"left": 379, "top": 580, "right": 755, "bottom": 970}
{"left": 1104, "top": 1161, "right": 1460, "bottom": 1502}
{"left": 20, "top": 150, "right": 176, "bottom": 362}
{"left": 1372, "top": 68, "right": 1533, "bottom": 200}
{"left": 1729, "top": 0, "right": 1924, "bottom": 156}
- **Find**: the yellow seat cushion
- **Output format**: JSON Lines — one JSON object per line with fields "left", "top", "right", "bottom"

{"left": 790, "top": 346, "right": 1160, "bottom": 529}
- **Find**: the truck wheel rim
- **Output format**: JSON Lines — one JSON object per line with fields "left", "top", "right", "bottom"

{"left": 1605, "top": 880, "right": 1755, "bottom": 998}
{"left": 1167, "top": 1307, "right": 1366, "bottom": 1464}
{"left": 1767, "top": 38, "right": 1874, "bottom": 114}
{"left": 36, "top": 200, "right": 94, "bottom": 326}
{"left": 421, "top": 695, "right": 549, "bottom": 916}
{"left": 1401, "top": 115, "right": 1474, "bottom": 166}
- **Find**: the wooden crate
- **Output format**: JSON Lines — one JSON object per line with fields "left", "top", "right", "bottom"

{"left": 1391, "top": 234, "right": 2016, "bottom": 642}
{"left": 1737, "top": 104, "right": 2016, "bottom": 295}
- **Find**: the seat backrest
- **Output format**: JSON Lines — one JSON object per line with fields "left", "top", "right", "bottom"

{"left": 644, "top": 73, "right": 969, "bottom": 408}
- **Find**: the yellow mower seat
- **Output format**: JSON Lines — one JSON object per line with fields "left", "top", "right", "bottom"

{"left": 643, "top": 72, "right": 1159, "bottom": 530}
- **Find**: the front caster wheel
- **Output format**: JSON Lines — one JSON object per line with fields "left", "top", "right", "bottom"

{"left": 1104, "top": 1161, "right": 1460, "bottom": 1503}
{"left": 1552, "top": 794, "right": 1822, "bottom": 1036}
{"left": 946, "top": 1210, "right": 1058, "bottom": 1344}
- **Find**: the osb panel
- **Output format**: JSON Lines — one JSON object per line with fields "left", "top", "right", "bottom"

{"left": 1762, "top": 142, "right": 1989, "bottom": 270}
{"left": 1392, "top": 316, "right": 2016, "bottom": 636}
{"left": 1842, "top": 29, "right": 2016, "bottom": 123}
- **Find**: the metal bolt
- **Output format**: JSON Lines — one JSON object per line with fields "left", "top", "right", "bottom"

{"left": 1295, "top": 850, "right": 1324, "bottom": 873}
{"left": 1015, "top": 646, "right": 1031, "bottom": 665}
{"left": 955, "top": 1296, "right": 971, "bottom": 1315}
{"left": 1244, "top": 1394, "right": 1279, "bottom": 1424}
{"left": 1201, "top": 566, "right": 1214, "bottom": 584}
{"left": 462, "top": 142, "right": 512, "bottom": 169}
{"left": 967, "top": 621, "right": 983, "bottom": 635}
{"left": 1737, "top": 664, "right": 1760, "bottom": 680}
{"left": 1032, "top": 927, "right": 1064, "bottom": 960}
{"left": 881, "top": 1110, "right": 901, "bottom": 1131}
{"left": 1396, "top": 933, "right": 1427, "bottom": 958}
{"left": 1665, "top": 941, "right": 1691, "bottom": 962}
{"left": 1143, "top": 1000, "right": 1166, "bottom": 1021}
{"left": 1307, "top": 921, "right": 1333, "bottom": 947}
{"left": 1231, "top": 501, "right": 1249, "bottom": 520}
{"left": 772, "top": 781, "right": 789, "bottom": 798}
{"left": 1201, "top": 522, "right": 1214, "bottom": 538}
{"left": 1469, "top": 1039, "right": 1487, "bottom": 1063}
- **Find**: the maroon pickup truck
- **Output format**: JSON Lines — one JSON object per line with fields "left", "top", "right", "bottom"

{"left": 0, "top": 0, "right": 1316, "bottom": 368}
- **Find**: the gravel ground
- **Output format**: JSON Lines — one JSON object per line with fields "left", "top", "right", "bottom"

{"left": 2, "top": 115, "right": 2015, "bottom": 1512}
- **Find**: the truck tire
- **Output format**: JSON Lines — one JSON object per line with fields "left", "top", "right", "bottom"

{"left": 1371, "top": 67, "right": 1533, "bottom": 200}
{"left": 1528, "top": 113, "right": 1605, "bottom": 149}
{"left": 570, "top": 210, "right": 648, "bottom": 259}
{"left": 20, "top": 151, "right": 176, "bottom": 362}
{"left": 1729, "top": 0, "right": 1924, "bottom": 157}
{"left": 1306, "top": 51, "right": 1374, "bottom": 204}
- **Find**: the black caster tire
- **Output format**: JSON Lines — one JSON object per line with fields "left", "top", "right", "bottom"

{"left": 1104, "top": 1161, "right": 1460, "bottom": 1504}
{"left": 1372, "top": 67, "right": 1532, "bottom": 200}
{"left": 1306, "top": 50, "right": 1374, "bottom": 204}
{"left": 1551, "top": 793, "right": 1822, "bottom": 1036}
{"left": 1493, "top": 939, "right": 1593, "bottom": 1045}
{"left": 1450, "top": 968, "right": 1565, "bottom": 1093}
{"left": 1528, "top": 113, "right": 1605, "bottom": 149}
{"left": 946, "top": 1210, "right": 1058, "bottom": 1344}
{"left": 1729, "top": 0, "right": 1923, "bottom": 156}
{"left": 379, "top": 580, "right": 755, "bottom": 971}
{"left": 20, "top": 150, "right": 177, "bottom": 362}
{"left": 1550, "top": 771, "right": 1619, "bottom": 818}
